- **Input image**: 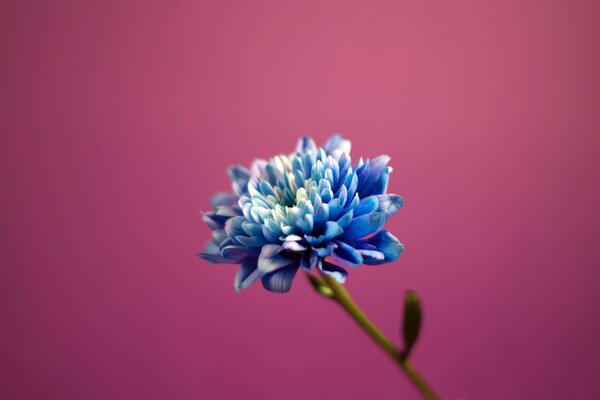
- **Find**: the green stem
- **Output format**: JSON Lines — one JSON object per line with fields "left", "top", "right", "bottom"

{"left": 317, "top": 272, "right": 440, "bottom": 400}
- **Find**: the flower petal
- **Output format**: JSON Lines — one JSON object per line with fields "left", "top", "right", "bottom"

{"left": 361, "top": 230, "right": 404, "bottom": 264}
{"left": 211, "top": 192, "right": 240, "bottom": 209}
{"left": 215, "top": 206, "right": 242, "bottom": 217}
{"left": 338, "top": 151, "right": 350, "bottom": 174}
{"left": 336, "top": 210, "right": 353, "bottom": 229}
{"left": 224, "top": 216, "right": 246, "bottom": 238}
{"left": 368, "top": 167, "right": 390, "bottom": 196}
{"left": 202, "top": 212, "right": 227, "bottom": 230}
{"left": 221, "top": 245, "right": 255, "bottom": 263}
{"left": 324, "top": 220, "right": 344, "bottom": 240}
{"left": 353, "top": 196, "right": 379, "bottom": 217}
{"left": 282, "top": 240, "right": 307, "bottom": 252}
{"left": 324, "top": 134, "right": 351, "bottom": 159}
{"left": 342, "top": 212, "right": 385, "bottom": 240}
{"left": 261, "top": 265, "right": 299, "bottom": 292}
{"left": 314, "top": 242, "right": 337, "bottom": 257}
{"left": 227, "top": 165, "right": 252, "bottom": 195}
{"left": 202, "top": 208, "right": 240, "bottom": 232}
{"left": 375, "top": 194, "right": 404, "bottom": 220}
{"left": 314, "top": 204, "right": 329, "bottom": 229}
{"left": 234, "top": 258, "right": 261, "bottom": 291}
{"left": 337, "top": 184, "right": 348, "bottom": 207}
{"left": 250, "top": 159, "right": 268, "bottom": 177}
{"left": 258, "top": 244, "right": 295, "bottom": 273}
{"left": 304, "top": 234, "right": 326, "bottom": 245}
{"left": 241, "top": 222, "right": 264, "bottom": 237}
{"left": 211, "top": 229, "right": 228, "bottom": 245}
{"left": 283, "top": 234, "right": 303, "bottom": 241}
{"left": 296, "top": 137, "right": 317, "bottom": 154}
{"left": 301, "top": 249, "right": 318, "bottom": 270}
{"left": 197, "top": 241, "right": 229, "bottom": 263}
{"left": 296, "top": 214, "right": 314, "bottom": 233}
{"left": 333, "top": 240, "right": 363, "bottom": 266}
{"left": 357, "top": 249, "right": 386, "bottom": 264}
{"left": 345, "top": 173, "right": 358, "bottom": 200}
{"left": 235, "top": 235, "right": 267, "bottom": 248}
{"left": 261, "top": 225, "right": 280, "bottom": 242}
{"left": 328, "top": 198, "right": 344, "bottom": 220}
{"left": 356, "top": 156, "right": 391, "bottom": 196}
{"left": 319, "top": 260, "right": 348, "bottom": 283}
{"left": 320, "top": 187, "right": 333, "bottom": 203}
{"left": 370, "top": 155, "right": 391, "bottom": 170}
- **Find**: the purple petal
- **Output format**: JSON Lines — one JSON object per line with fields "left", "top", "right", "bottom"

{"left": 227, "top": 166, "right": 252, "bottom": 195}
{"left": 224, "top": 216, "right": 246, "bottom": 238}
{"left": 319, "top": 260, "right": 348, "bottom": 283}
{"left": 261, "top": 265, "right": 299, "bottom": 292}
{"left": 197, "top": 241, "right": 229, "bottom": 263}
{"left": 234, "top": 235, "right": 267, "bottom": 248}
{"left": 202, "top": 212, "right": 227, "bottom": 230}
{"left": 210, "top": 192, "right": 240, "bottom": 209}
{"left": 234, "top": 258, "right": 261, "bottom": 291}
{"left": 221, "top": 245, "right": 255, "bottom": 263}
{"left": 258, "top": 245, "right": 295, "bottom": 273}
{"left": 242, "top": 222, "right": 264, "bottom": 237}
{"left": 301, "top": 249, "right": 318, "bottom": 270}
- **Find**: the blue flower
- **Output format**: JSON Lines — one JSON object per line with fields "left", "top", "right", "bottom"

{"left": 199, "top": 135, "right": 404, "bottom": 292}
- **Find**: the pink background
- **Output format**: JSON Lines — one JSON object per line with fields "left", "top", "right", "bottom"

{"left": 1, "top": 1, "right": 599, "bottom": 399}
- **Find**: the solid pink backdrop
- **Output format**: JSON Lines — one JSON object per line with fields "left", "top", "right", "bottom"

{"left": 1, "top": 1, "right": 599, "bottom": 399}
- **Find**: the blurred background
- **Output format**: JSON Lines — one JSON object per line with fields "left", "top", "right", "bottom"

{"left": 1, "top": 1, "right": 599, "bottom": 399}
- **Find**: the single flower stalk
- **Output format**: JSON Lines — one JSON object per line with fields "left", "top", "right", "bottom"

{"left": 199, "top": 135, "right": 404, "bottom": 292}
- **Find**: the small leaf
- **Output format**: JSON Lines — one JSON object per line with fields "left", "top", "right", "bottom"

{"left": 402, "top": 290, "right": 422, "bottom": 358}
{"left": 306, "top": 274, "right": 335, "bottom": 298}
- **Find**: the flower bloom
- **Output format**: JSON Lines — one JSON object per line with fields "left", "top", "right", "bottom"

{"left": 199, "top": 135, "right": 404, "bottom": 292}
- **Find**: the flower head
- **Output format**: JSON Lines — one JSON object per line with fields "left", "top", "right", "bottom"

{"left": 199, "top": 135, "right": 404, "bottom": 292}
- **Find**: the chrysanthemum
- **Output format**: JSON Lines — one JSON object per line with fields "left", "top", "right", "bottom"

{"left": 198, "top": 135, "right": 404, "bottom": 292}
